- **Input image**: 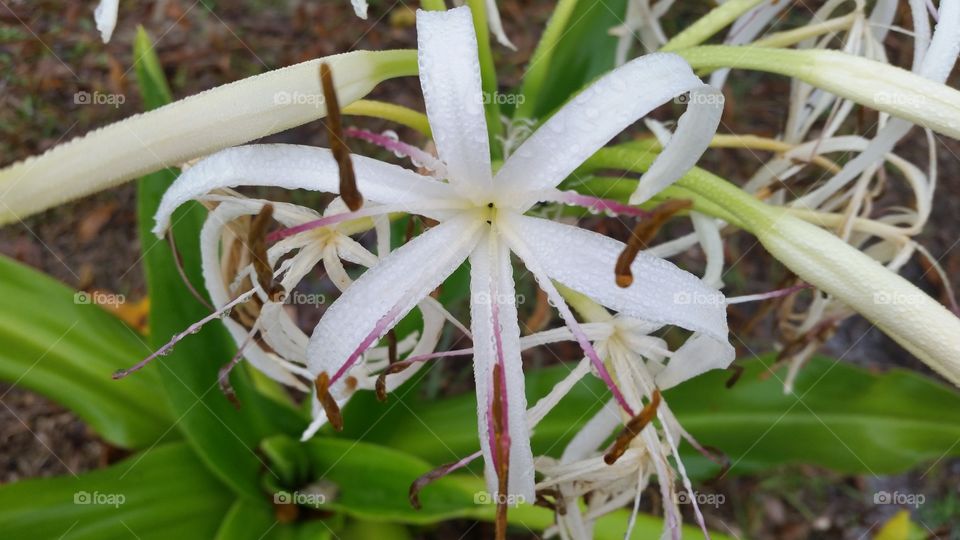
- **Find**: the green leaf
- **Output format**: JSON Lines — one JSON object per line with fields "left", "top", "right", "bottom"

{"left": 133, "top": 28, "right": 306, "bottom": 501}
{"left": 671, "top": 356, "right": 960, "bottom": 477}
{"left": 0, "top": 254, "right": 172, "bottom": 448}
{"left": 277, "top": 436, "right": 719, "bottom": 539}
{"left": 360, "top": 356, "right": 960, "bottom": 479}
{"left": 0, "top": 442, "right": 232, "bottom": 540}
{"left": 523, "top": 0, "right": 627, "bottom": 119}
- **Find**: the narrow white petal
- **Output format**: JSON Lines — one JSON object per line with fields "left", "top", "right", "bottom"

{"left": 307, "top": 216, "right": 482, "bottom": 378}
{"left": 690, "top": 212, "right": 725, "bottom": 289}
{"left": 417, "top": 7, "right": 494, "bottom": 200}
{"left": 509, "top": 215, "right": 735, "bottom": 383}
{"left": 94, "top": 0, "right": 119, "bottom": 43}
{"left": 0, "top": 50, "right": 414, "bottom": 224}
{"left": 469, "top": 229, "right": 535, "bottom": 501}
{"left": 495, "top": 53, "right": 720, "bottom": 206}
{"left": 199, "top": 201, "right": 310, "bottom": 389}
{"left": 485, "top": 0, "right": 517, "bottom": 50}
{"left": 351, "top": 0, "right": 369, "bottom": 19}
{"left": 152, "top": 144, "right": 459, "bottom": 236}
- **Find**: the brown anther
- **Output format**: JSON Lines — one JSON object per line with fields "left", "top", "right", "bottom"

{"left": 387, "top": 329, "right": 398, "bottom": 365}
{"left": 345, "top": 376, "right": 358, "bottom": 391}
{"left": 248, "top": 204, "right": 284, "bottom": 300}
{"left": 375, "top": 360, "right": 415, "bottom": 402}
{"left": 725, "top": 363, "right": 744, "bottom": 389}
{"left": 314, "top": 371, "right": 344, "bottom": 431}
{"left": 320, "top": 62, "right": 363, "bottom": 211}
{"left": 603, "top": 390, "right": 662, "bottom": 465}
{"left": 534, "top": 488, "right": 566, "bottom": 515}
{"left": 408, "top": 459, "right": 467, "bottom": 510}
{"left": 614, "top": 199, "right": 692, "bottom": 288}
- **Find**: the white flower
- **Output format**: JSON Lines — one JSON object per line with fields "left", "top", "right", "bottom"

{"left": 94, "top": 0, "right": 119, "bottom": 43}
{"left": 153, "top": 6, "right": 733, "bottom": 503}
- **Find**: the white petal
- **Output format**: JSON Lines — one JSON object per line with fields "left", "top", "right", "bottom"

{"left": 152, "top": 144, "right": 459, "bottom": 236}
{"left": 495, "top": 53, "right": 720, "bottom": 207}
{"left": 199, "top": 201, "right": 310, "bottom": 389}
{"left": 509, "top": 215, "right": 735, "bottom": 382}
{"left": 469, "top": 230, "right": 535, "bottom": 501}
{"left": 485, "top": 0, "right": 517, "bottom": 50}
{"left": 690, "top": 212, "right": 724, "bottom": 289}
{"left": 94, "top": 0, "right": 119, "bottom": 43}
{"left": 307, "top": 215, "right": 482, "bottom": 378}
{"left": 0, "top": 50, "right": 414, "bottom": 225}
{"left": 351, "top": 0, "right": 369, "bottom": 19}
{"left": 417, "top": 7, "right": 494, "bottom": 200}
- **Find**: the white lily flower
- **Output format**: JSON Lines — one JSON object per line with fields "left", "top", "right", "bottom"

{"left": 153, "top": 6, "right": 733, "bottom": 502}
{"left": 524, "top": 305, "right": 717, "bottom": 540}
{"left": 94, "top": 0, "right": 119, "bottom": 43}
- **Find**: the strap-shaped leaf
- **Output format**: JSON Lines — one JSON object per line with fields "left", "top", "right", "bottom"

{"left": 0, "top": 254, "right": 172, "bottom": 448}
{"left": 0, "top": 442, "right": 231, "bottom": 540}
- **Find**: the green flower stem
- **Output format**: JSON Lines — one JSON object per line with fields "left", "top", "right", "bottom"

{"left": 660, "top": 0, "right": 767, "bottom": 52}
{"left": 465, "top": 0, "right": 503, "bottom": 157}
{"left": 421, "top": 0, "right": 446, "bottom": 11}
{"left": 516, "top": 0, "right": 580, "bottom": 119}
{"left": 342, "top": 100, "right": 432, "bottom": 136}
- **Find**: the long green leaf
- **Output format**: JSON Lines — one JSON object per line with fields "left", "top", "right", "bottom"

{"left": 0, "top": 254, "right": 172, "bottom": 448}
{"left": 360, "top": 357, "right": 960, "bottom": 478}
{"left": 0, "top": 442, "right": 231, "bottom": 540}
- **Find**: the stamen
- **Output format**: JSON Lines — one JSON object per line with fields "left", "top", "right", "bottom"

{"left": 408, "top": 450, "right": 482, "bottom": 510}
{"left": 387, "top": 329, "right": 398, "bottom": 365}
{"left": 603, "top": 390, "right": 662, "bottom": 465}
{"left": 376, "top": 348, "right": 476, "bottom": 401}
{"left": 113, "top": 289, "right": 255, "bottom": 380}
{"left": 217, "top": 325, "right": 257, "bottom": 409}
{"left": 248, "top": 204, "right": 284, "bottom": 302}
{"left": 724, "top": 363, "right": 744, "bottom": 389}
{"left": 320, "top": 62, "right": 363, "bottom": 212}
{"left": 313, "top": 371, "right": 344, "bottom": 432}
{"left": 725, "top": 282, "right": 813, "bottom": 305}
{"left": 344, "top": 127, "right": 447, "bottom": 176}
{"left": 534, "top": 488, "right": 567, "bottom": 515}
{"left": 548, "top": 191, "right": 652, "bottom": 219}
{"left": 615, "top": 200, "right": 692, "bottom": 288}
{"left": 167, "top": 232, "right": 214, "bottom": 311}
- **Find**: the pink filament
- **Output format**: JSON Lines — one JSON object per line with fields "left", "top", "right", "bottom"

{"left": 345, "top": 127, "right": 446, "bottom": 175}
{"left": 330, "top": 305, "right": 404, "bottom": 385}
{"left": 552, "top": 192, "right": 652, "bottom": 219}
